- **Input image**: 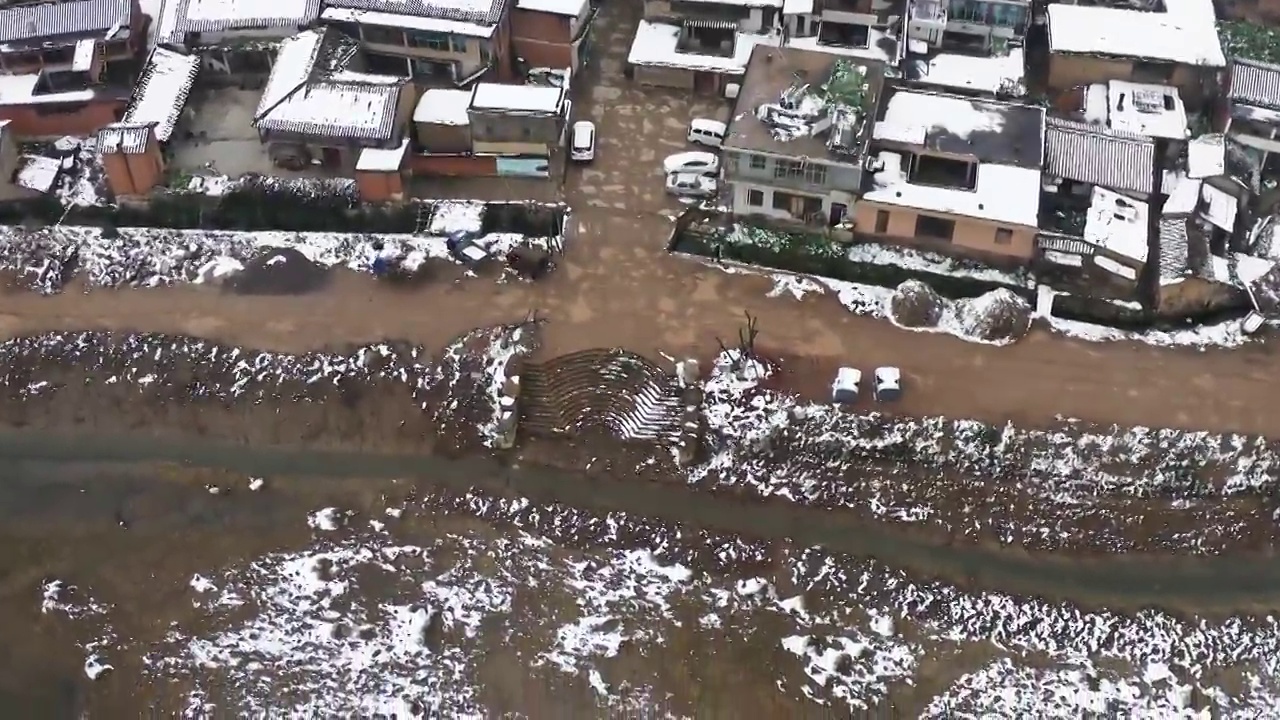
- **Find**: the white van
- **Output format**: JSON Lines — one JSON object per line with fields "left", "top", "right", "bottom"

{"left": 687, "top": 118, "right": 727, "bottom": 148}
{"left": 570, "top": 120, "right": 595, "bottom": 163}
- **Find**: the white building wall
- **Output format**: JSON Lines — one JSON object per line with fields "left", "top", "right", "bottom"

{"left": 731, "top": 181, "right": 853, "bottom": 224}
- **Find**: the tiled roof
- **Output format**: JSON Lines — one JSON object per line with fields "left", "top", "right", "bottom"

{"left": 96, "top": 123, "right": 152, "bottom": 154}
{"left": 0, "top": 0, "right": 132, "bottom": 45}
{"left": 157, "top": 0, "right": 322, "bottom": 46}
{"left": 1229, "top": 58, "right": 1280, "bottom": 111}
{"left": 324, "top": 0, "right": 507, "bottom": 24}
{"left": 122, "top": 47, "right": 200, "bottom": 142}
{"left": 1043, "top": 117, "right": 1156, "bottom": 196}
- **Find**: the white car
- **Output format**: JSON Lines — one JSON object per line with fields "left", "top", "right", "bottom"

{"left": 874, "top": 367, "right": 902, "bottom": 402}
{"left": 570, "top": 120, "right": 595, "bottom": 162}
{"left": 665, "top": 172, "right": 718, "bottom": 198}
{"left": 663, "top": 151, "right": 719, "bottom": 177}
{"left": 831, "top": 367, "right": 861, "bottom": 404}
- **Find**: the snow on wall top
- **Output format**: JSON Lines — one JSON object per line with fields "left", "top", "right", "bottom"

{"left": 516, "top": 0, "right": 587, "bottom": 17}
{"left": 255, "top": 29, "right": 326, "bottom": 118}
{"left": 319, "top": 7, "right": 498, "bottom": 37}
{"left": 1085, "top": 186, "right": 1149, "bottom": 263}
{"left": 122, "top": 47, "right": 200, "bottom": 143}
{"left": 157, "top": 0, "right": 321, "bottom": 45}
{"left": 356, "top": 138, "right": 409, "bottom": 172}
{"left": 863, "top": 150, "right": 1041, "bottom": 227}
{"left": 324, "top": 0, "right": 505, "bottom": 24}
{"left": 413, "top": 88, "right": 472, "bottom": 125}
{"left": 628, "top": 21, "right": 779, "bottom": 74}
{"left": 470, "top": 83, "right": 564, "bottom": 114}
{"left": 1047, "top": 0, "right": 1225, "bottom": 67}
{"left": 0, "top": 74, "right": 94, "bottom": 106}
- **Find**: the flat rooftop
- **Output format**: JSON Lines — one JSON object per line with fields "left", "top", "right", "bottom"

{"left": 723, "top": 45, "right": 885, "bottom": 160}
{"left": 871, "top": 86, "right": 1045, "bottom": 168}
{"left": 1047, "top": 0, "right": 1225, "bottom": 67}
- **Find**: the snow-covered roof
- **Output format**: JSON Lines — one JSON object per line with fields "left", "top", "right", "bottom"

{"left": 156, "top": 0, "right": 321, "bottom": 45}
{"left": 1200, "top": 184, "right": 1239, "bottom": 233}
{"left": 122, "top": 47, "right": 200, "bottom": 143}
{"left": 1046, "top": 0, "right": 1225, "bottom": 67}
{"left": 0, "top": 0, "right": 131, "bottom": 45}
{"left": 786, "top": 31, "right": 895, "bottom": 65}
{"left": 1043, "top": 117, "right": 1155, "bottom": 196}
{"left": 1105, "top": 80, "right": 1187, "bottom": 139}
{"left": 320, "top": 7, "right": 497, "bottom": 38}
{"left": 1157, "top": 216, "right": 1190, "bottom": 279}
{"left": 904, "top": 47, "right": 1026, "bottom": 97}
{"left": 1229, "top": 58, "right": 1280, "bottom": 111}
{"left": 14, "top": 155, "right": 61, "bottom": 194}
{"left": 254, "top": 29, "right": 404, "bottom": 140}
{"left": 782, "top": 0, "right": 814, "bottom": 13}
{"left": 628, "top": 21, "right": 779, "bottom": 74}
{"left": 470, "top": 83, "right": 565, "bottom": 114}
{"left": 863, "top": 150, "right": 1041, "bottom": 227}
{"left": 97, "top": 122, "right": 153, "bottom": 154}
{"left": 72, "top": 38, "right": 97, "bottom": 72}
{"left": 0, "top": 74, "right": 95, "bottom": 106}
{"left": 1162, "top": 170, "right": 1202, "bottom": 215}
{"left": 872, "top": 88, "right": 1045, "bottom": 167}
{"left": 515, "top": 0, "right": 587, "bottom": 16}
{"left": 356, "top": 138, "right": 409, "bottom": 172}
{"left": 1084, "top": 186, "right": 1149, "bottom": 263}
{"left": 1187, "top": 134, "right": 1226, "bottom": 179}
{"left": 325, "top": 0, "right": 506, "bottom": 23}
{"left": 413, "top": 88, "right": 472, "bottom": 124}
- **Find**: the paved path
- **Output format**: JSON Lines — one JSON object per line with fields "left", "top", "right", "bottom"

{"left": 1, "top": 3, "right": 1279, "bottom": 437}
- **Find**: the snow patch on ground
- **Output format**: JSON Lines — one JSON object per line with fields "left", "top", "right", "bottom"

{"left": 694, "top": 349, "right": 1280, "bottom": 552}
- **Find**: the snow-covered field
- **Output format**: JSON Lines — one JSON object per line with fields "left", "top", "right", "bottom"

{"left": 693, "top": 350, "right": 1280, "bottom": 553}
{"left": 39, "top": 486, "right": 1280, "bottom": 717}
{"left": 0, "top": 200, "right": 565, "bottom": 293}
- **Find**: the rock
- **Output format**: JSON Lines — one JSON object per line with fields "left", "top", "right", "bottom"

{"left": 889, "top": 280, "right": 945, "bottom": 328}
{"left": 953, "top": 289, "right": 1033, "bottom": 343}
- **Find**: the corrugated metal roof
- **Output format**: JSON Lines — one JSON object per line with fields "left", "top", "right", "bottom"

{"left": 1036, "top": 232, "right": 1094, "bottom": 256}
{"left": 324, "top": 0, "right": 506, "bottom": 24}
{"left": 0, "top": 0, "right": 133, "bottom": 44}
{"left": 1043, "top": 117, "right": 1155, "bottom": 196}
{"left": 1229, "top": 58, "right": 1280, "bottom": 111}
{"left": 158, "top": 0, "right": 322, "bottom": 46}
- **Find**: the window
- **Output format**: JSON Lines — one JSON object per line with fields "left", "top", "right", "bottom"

{"left": 450, "top": 35, "right": 467, "bottom": 53}
{"left": 915, "top": 214, "right": 955, "bottom": 240}
{"left": 407, "top": 30, "right": 450, "bottom": 50}
{"left": 874, "top": 210, "right": 889, "bottom": 234}
{"left": 773, "top": 158, "right": 827, "bottom": 184}
{"left": 994, "top": 228, "right": 1012, "bottom": 245}
{"left": 747, "top": 189, "right": 764, "bottom": 206}
{"left": 361, "top": 25, "right": 404, "bottom": 45}
{"left": 772, "top": 191, "right": 792, "bottom": 211}
{"left": 749, "top": 154, "right": 767, "bottom": 170}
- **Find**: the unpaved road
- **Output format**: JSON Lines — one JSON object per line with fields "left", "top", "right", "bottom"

{"left": 0, "top": 2, "right": 1277, "bottom": 438}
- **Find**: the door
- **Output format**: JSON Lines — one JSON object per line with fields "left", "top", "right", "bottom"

{"left": 321, "top": 146, "right": 342, "bottom": 168}
{"left": 829, "top": 202, "right": 848, "bottom": 227}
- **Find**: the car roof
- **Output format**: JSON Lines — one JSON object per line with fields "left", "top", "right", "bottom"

{"left": 666, "top": 151, "right": 716, "bottom": 163}
{"left": 690, "top": 118, "right": 727, "bottom": 131}
{"left": 875, "top": 366, "right": 901, "bottom": 380}
{"left": 573, "top": 120, "right": 594, "bottom": 129}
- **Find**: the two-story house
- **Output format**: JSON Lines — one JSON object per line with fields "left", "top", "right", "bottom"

{"left": 723, "top": 46, "right": 885, "bottom": 228}
{"left": 253, "top": 28, "right": 417, "bottom": 171}
{"left": 628, "top": 0, "right": 782, "bottom": 93}
{"left": 1046, "top": 0, "right": 1226, "bottom": 109}
{"left": 510, "top": 0, "right": 596, "bottom": 71}
{"left": 854, "top": 86, "right": 1045, "bottom": 264}
{"left": 320, "top": 0, "right": 516, "bottom": 85}
{"left": 0, "top": 0, "right": 148, "bottom": 82}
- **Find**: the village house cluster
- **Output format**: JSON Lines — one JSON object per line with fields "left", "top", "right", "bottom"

{"left": 629, "top": 0, "right": 1280, "bottom": 316}
{"left": 0, "top": 0, "right": 595, "bottom": 203}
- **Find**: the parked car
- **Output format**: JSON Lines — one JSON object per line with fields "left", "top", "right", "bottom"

{"left": 663, "top": 151, "right": 719, "bottom": 177}
{"left": 831, "top": 367, "right": 861, "bottom": 403}
{"left": 873, "top": 367, "right": 901, "bottom": 402}
{"left": 687, "top": 118, "right": 727, "bottom": 148}
{"left": 570, "top": 120, "right": 595, "bottom": 162}
{"left": 665, "top": 172, "right": 718, "bottom": 198}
